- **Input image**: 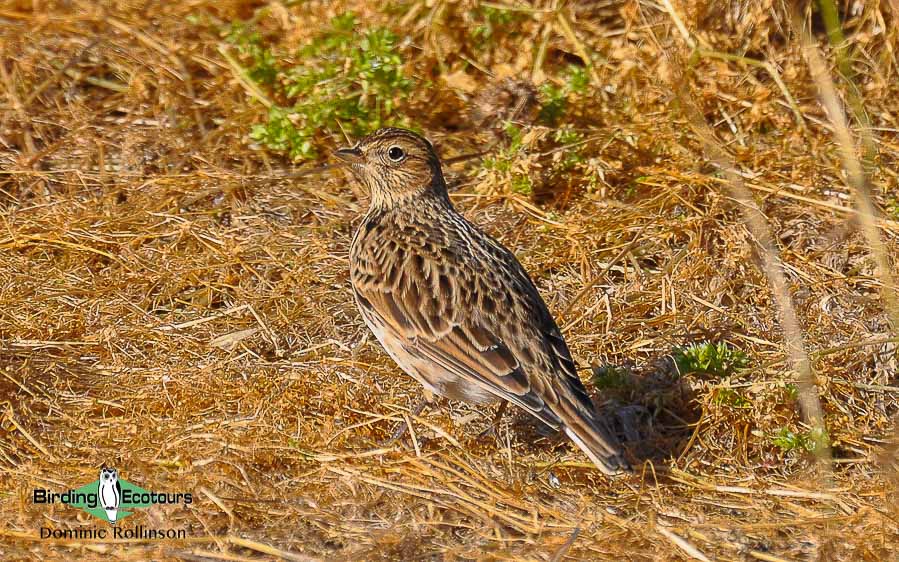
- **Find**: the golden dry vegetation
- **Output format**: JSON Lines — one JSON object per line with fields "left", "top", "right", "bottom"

{"left": 1, "top": 0, "right": 898, "bottom": 560}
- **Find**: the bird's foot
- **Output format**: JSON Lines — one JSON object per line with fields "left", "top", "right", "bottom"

{"left": 382, "top": 396, "right": 430, "bottom": 446}
{"left": 477, "top": 401, "right": 509, "bottom": 439}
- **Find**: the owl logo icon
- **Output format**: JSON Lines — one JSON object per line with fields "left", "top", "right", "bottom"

{"left": 98, "top": 467, "right": 122, "bottom": 524}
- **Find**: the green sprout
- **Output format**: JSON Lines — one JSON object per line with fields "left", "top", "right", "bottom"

{"left": 771, "top": 426, "right": 830, "bottom": 454}
{"left": 886, "top": 196, "right": 899, "bottom": 221}
{"left": 784, "top": 383, "right": 799, "bottom": 402}
{"left": 482, "top": 121, "right": 533, "bottom": 195}
{"left": 510, "top": 175, "right": 533, "bottom": 196}
{"left": 553, "top": 126, "right": 585, "bottom": 171}
{"left": 671, "top": 341, "right": 750, "bottom": 377}
{"left": 592, "top": 365, "right": 631, "bottom": 390}
{"left": 539, "top": 65, "right": 590, "bottom": 125}
{"left": 470, "top": 5, "right": 523, "bottom": 41}
{"left": 224, "top": 22, "right": 278, "bottom": 86}
{"left": 713, "top": 388, "right": 751, "bottom": 408}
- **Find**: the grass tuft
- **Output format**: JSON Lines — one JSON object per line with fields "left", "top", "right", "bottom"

{"left": 713, "top": 388, "right": 751, "bottom": 409}
{"left": 592, "top": 364, "right": 631, "bottom": 390}
{"left": 772, "top": 426, "right": 830, "bottom": 454}
{"left": 538, "top": 65, "right": 589, "bottom": 125}
{"left": 671, "top": 341, "right": 750, "bottom": 378}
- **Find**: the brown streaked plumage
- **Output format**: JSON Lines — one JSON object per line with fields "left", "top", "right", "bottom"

{"left": 336, "top": 127, "right": 630, "bottom": 475}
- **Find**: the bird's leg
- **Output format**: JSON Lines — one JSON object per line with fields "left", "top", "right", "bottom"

{"left": 478, "top": 401, "right": 509, "bottom": 438}
{"left": 384, "top": 392, "right": 432, "bottom": 445}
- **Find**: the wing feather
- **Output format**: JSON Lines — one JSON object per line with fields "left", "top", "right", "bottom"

{"left": 353, "top": 248, "right": 560, "bottom": 425}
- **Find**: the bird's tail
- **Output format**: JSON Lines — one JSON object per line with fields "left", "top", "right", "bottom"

{"left": 559, "top": 402, "right": 631, "bottom": 475}
{"left": 105, "top": 508, "right": 117, "bottom": 524}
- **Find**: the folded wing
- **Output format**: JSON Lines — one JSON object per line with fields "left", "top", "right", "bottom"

{"left": 352, "top": 232, "right": 629, "bottom": 474}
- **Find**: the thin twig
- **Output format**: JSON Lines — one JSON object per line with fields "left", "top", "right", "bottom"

{"left": 798, "top": 21, "right": 899, "bottom": 334}
{"left": 663, "top": 51, "right": 833, "bottom": 476}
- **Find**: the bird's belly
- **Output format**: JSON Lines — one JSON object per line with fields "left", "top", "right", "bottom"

{"left": 100, "top": 487, "right": 117, "bottom": 507}
{"left": 361, "top": 312, "right": 499, "bottom": 404}
{"left": 434, "top": 376, "right": 500, "bottom": 404}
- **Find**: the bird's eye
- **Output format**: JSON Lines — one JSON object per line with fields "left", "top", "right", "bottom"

{"left": 387, "top": 146, "right": 405, "bottom": 162}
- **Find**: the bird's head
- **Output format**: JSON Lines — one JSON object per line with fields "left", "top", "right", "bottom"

{"left": 335, "top": 127, "right": 447, "bottom": 209}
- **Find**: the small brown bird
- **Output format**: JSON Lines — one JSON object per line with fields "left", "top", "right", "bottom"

{"left": 336, "top": 127, "right": 629, "bottom": 474}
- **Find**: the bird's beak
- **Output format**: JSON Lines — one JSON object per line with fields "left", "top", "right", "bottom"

{"left": 334, "top": 145, "right": 363, "bottom": 164}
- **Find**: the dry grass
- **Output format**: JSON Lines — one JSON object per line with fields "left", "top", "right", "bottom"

{"left": 2, "top": 0, "right": 899, "bottom": 560}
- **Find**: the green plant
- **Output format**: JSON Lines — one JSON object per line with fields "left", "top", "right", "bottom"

{"left": 671, "top": 341, "right": 750, "bottom": 377}
{"left": 771, "top": 427, "right": 810, "bottom": 452}
{"left": 510, "top": 175, "right": 533, "bottom": 195}
{"left": 225, "top": 13, "right": 414, "bottom": 160}
{"left": 553, "top": 126, "right": 585, "bottom": 171}
{"left": 783, "top": 383, "right": 799, "bottom": 401}
{"left": 503, "top": 121, "right": 524, "bottom": 151}
{"left": 482, "top": 155, "right": 510, "bottom": 173}
{"left": 539, "top": 65, "right": 590, "bottom": 125}
{"left": 539, "top": 82, "right": 567, "bottom": 125}
{"left": 886, "top": 196, "right": 899, "bottom": 221}
{"left": 771, "top": 426, "right": 829, "bottom": 453}
{"left": 592, "top": 365, "right": 631, "bottom": 390}
{"left": 470, "top": 5, "right": 524, "bottom": 41}
{"left": 553, "top": 126, "right": 582, "bottom": 146}
{"left": 713, "top": 387, "right": 751, "bottom": 408}
{"left": 225, "top": 22, "right": 278, "bottom": 86}
{"left": 482, "top": 122, "right": 533, "bottom": 195}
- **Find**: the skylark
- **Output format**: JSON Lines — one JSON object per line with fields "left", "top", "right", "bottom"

{"left": 336, "top": 127, "right": 630, "bottom": 475}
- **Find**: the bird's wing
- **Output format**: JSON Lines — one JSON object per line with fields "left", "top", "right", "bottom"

{"left": 100, "top": 484, "right": 113, "bottom": 507}
{"left": 354, "top": 237, "right": 581, "bottom": 424}
{"left": 353, "top": 281, "right": 558, "bottom": 425}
